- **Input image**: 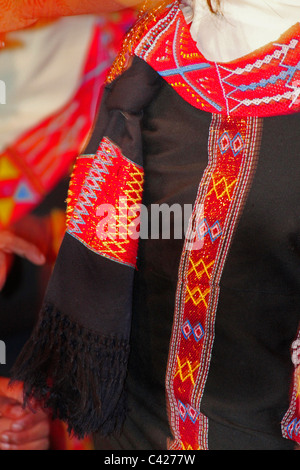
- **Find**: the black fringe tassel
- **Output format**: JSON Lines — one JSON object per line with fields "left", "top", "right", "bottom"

{"left": 10, "top": 305, "right": 130, "bottom": 439}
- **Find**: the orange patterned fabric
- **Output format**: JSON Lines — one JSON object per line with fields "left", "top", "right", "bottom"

{"left": 0, "top": 0, "right": 142, "bottom": 34}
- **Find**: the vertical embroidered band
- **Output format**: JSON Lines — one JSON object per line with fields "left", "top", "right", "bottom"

{"left": 166, "top": 114, "right": 262, "bottom": 450}
{"left": 282, "top": 328, "right": 300, "bottom": 444}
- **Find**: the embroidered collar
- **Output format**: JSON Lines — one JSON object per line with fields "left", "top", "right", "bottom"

{"left": 134, "top": 2, "right": 300, "bottom": 117}
{"left": 180, "top": 0, "right": 300, "bottom": 63}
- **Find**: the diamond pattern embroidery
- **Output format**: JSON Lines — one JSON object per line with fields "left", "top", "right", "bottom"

{"left": 182, "top": 320, "right": 204, "bottom": 342}
{"left": 178, "top": 401, "right": 200, "bottom": 424}
{"left": 197, "top": 218, "right": 222, "bottom": 243}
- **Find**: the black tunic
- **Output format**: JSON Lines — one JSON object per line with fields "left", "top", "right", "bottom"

{"left": 93, "top": 66, "right": 299, "bottom": 450}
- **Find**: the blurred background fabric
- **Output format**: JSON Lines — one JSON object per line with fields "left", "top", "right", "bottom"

{"left": 0, "top": 10, "right": 136, "bottom": 450}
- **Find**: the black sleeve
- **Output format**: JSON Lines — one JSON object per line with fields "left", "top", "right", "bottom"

{"left": 11, "top": 57, "right": 163, "bottom": 439}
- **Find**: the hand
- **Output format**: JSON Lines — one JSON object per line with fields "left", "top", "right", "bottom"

{"left": 0, "top": 229, "right": 45, "bottom": 291}
{"left": 0, "top": 378, "right": 50, "bottom": 450}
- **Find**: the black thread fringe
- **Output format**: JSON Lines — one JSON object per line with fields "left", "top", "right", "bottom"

{"left": 11, "top": 305, "right": 130, "bottom": 439}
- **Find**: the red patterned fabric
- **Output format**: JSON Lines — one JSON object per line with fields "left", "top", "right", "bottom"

{"left": 66, "top": 137, "right": 144, "bottom": 268}
{"left": 0, "top": 12, "right": 135, "bottom": 230}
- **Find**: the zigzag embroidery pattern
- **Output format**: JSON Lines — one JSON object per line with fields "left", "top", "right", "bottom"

{"left": 68, "top": 140, "right": 117, "bottom": 235}
{"left": 219, "top": 38, "right": 300, "bottom": 113}
{"left": 67, "top": 137, "right": 144, "bottom": 267}
{"left": 135, "top": 2, "right": 300, "bottom": 117}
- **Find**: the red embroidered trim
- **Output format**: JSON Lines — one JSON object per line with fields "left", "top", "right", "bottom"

{"left": 165, "top": 114, "right": 262, "bottom": 450}
{"left": 282, "top": 329, "right": 300, "bottom": 445}
{"left": 66, "top": 137, "right": 144, "bottom": 268}
{"left": 135, "top": 2, "right": 300, "bottom": 117}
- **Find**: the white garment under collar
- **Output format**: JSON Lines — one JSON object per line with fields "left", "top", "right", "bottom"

{"left": 180, "top": 0, "right": 300, "bottom": 63}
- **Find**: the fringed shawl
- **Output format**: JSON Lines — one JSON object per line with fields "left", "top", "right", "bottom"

{"left": 12, "top": 1, "right": 300, "bottom": 447}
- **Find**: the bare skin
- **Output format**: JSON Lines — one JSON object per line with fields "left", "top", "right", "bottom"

{"left": 0, "top": 231, "right": 45, "bottom": 290}
{"left": 0, "top": 215, "right": 51, "bottom": 290}
{"left": 0, "top": 378, "right": 50, "bottom": 450}
{"left": 0, "top": 215, "right": 55, "bottom": 449}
